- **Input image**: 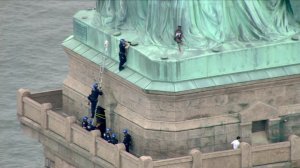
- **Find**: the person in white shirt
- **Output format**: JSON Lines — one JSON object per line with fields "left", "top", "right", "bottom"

{"left": 231, "top": 136, "right": 241, "bottom": 150}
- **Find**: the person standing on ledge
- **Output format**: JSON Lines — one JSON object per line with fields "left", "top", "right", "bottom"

{"left": 88, "top": 83, "right": 103, "bottom": 120}
{"left": 174, "top": 25, "right": 183, "bottom": 52}
{"left": 122, "top": 129, "right": 132, "bottom": 152}
{"left": 119, "top": 39, "right": 130, "bottom": 71}
{"left": 231, "top": 136, "right": 241, "bottom": 150}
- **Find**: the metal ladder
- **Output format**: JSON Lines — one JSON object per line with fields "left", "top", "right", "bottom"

{"left": 92, "top": 40, "right": 108, "bottom": 125}
{"left": 98, "top": 40, "right": 109, "bottom": 87}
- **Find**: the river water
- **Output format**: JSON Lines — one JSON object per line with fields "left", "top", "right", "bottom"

{"left": 0, "top": 1, "right": 94, "bottom": 167}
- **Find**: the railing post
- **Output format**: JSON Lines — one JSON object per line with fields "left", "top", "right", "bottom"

{"left": 139, "top": 156, "right": 153, "bottom": 168}
{"left": 190, "top": 149, "right": 202, "bottom": 168}
{"left": 41, "top": 103, "right": 52, "bottom": 129}
{"left": 65, "top": 116, "right": 76, "bottom": 142}
{"left": 17, "top": 88, "right": 30, "bottom": 116}
{"left": 289, "top": 135, "right": 300, "bottom": 167}
{"left": 241, "top": 142, "right": 252, "bottom": 168}
{"left": 115, "top": 143, "right": 125, "bottom": 168}
{"left": 90, "top": 130, "right": 100, "bottom": 156}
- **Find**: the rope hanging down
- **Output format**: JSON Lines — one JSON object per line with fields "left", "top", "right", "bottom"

{"left": 98, "top": 40, "right": 108, "bottom": 87}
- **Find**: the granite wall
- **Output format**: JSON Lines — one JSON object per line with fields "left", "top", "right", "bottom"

{"left": 61, "top": 48, "right": 300, "bottom": 158}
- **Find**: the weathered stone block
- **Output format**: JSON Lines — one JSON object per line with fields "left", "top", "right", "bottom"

{"left": 214, "top": 134, "right": 227, "bottom": 145}
{"left": 214, "top": 125, "right": 226, "bottom": 135}
{"left": 175, "top": 131, "right": 188, "bottom": 141}
{"left": 203, "top": 127, "right": 214, "bottom": 137}
{"left": 200, "top": 137, "right": 214, "bottom": 147}
{"left": 188, "top": 129, "right": 204, "bottom": 139}
{"left": 225, "top": 124, "right": 239, "bottom": 134}
{"left": 187, "top": 138, "right": 201, "bottom": 149}
{"left": 214, "top": 144, "right": 228, "bottom": 151}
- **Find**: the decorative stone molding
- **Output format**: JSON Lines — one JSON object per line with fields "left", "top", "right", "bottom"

{"left": 239, "top": 101, "right": 278, "bottom": 123}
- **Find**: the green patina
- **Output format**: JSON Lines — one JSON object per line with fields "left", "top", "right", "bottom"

{"left": 63, "top": 1, "right": 300, "bottom": 92}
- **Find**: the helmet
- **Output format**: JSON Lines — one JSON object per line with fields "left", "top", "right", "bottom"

{"left": 106, "top": 128, "right": 111, "bottom": 133}
{"left": 82, "top": 116, "right": 88, "bottom": 121}
{"left": 112, "top": 133, "right": 116, "bottom": 138}
{"left": 88, "top": 119, "right": 93, "bottom": 125}
{"left": 92, "top": 83, "right": 98, "bottom": 89}
{"left": 123, "top": 129, "right": 128, "bottom": 134}
{"left": 120, "top": 39, "right": 126, "bottom": 44}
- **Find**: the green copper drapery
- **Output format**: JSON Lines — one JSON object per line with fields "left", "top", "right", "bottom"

{"left": 94, "top": 0, "right": 300, "bottom": 49}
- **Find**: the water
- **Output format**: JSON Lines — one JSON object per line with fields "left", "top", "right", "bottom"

{"left": 0, "top": 1, "right": 94, "bottom": 167}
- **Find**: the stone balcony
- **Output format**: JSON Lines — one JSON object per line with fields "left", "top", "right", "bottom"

{"left": 17, "top": 88, "right": 300, "bottom": 168}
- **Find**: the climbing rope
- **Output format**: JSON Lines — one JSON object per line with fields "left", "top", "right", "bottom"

{"left": 98, "top": 40, "right": 108, "bottom": 87}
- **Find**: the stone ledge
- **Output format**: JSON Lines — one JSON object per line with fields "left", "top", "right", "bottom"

{"left": 63, "top": 36, "right": 300, "bottom": 93}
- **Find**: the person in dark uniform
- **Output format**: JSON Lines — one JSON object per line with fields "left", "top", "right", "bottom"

{"left": 81, "top": 116, "right": 88, "bottom": 129}
{"left": 88, "top": 83, "right": 103, "bottom": 120}
{"left": 104, "top": 128, "right": 111, "bottom": 142}
{"left": 109, "top": 133, "right": 118, "bottom": 145}
{"left": 86, "top": 119, "right": 96, "bottom": 131}
{"left": 174, "top": 26, "right": 183, "bottom": 52}
{"left": 119, "top": 39, "right": 130, "bottom": 71}
{"left": 122, "top": 129, "right": 132, "bottom": 152}
{"left": 95, "top": 106, "right": 106, "bottom": 138}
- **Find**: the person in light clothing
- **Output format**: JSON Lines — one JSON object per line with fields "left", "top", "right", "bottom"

{"left": 231, "top": 136, "right": 240, "bottom": 150}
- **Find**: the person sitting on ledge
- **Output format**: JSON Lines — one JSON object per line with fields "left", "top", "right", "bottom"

{"left": 174, "top": 25, "right": 183, "bottom": 52}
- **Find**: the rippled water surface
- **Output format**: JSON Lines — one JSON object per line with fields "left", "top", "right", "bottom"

{"left": 0, "top": 1, "right": 94, "bottom": 167}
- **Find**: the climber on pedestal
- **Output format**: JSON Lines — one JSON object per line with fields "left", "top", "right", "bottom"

{"left": 88, "top": 83, "right": 103, "bottom": 120}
